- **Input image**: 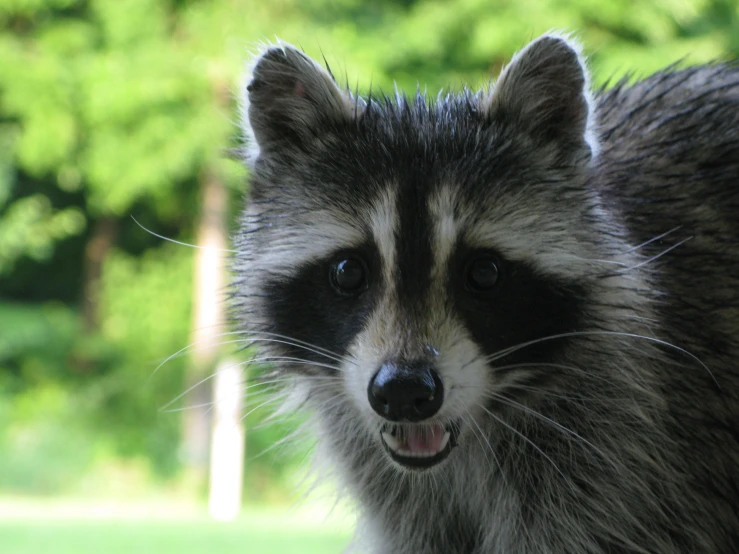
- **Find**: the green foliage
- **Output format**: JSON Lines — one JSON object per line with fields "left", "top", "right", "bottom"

{"left": 94, "top": 243, "right": 193, "bottom": 472}
{"left": 0, "top": 245, "right": 191, "bottom": 488}
{"left": 99, "top": 244, "right": 193, "bottom": 361}
{"left": 0, "top": 383, "right": 97, "bottom": 493}
{"left": 0, "top": 303, "right": 97, "bottom": 493}
{"left": 228, "top": 0, "right": 739, "bottom": 92}
{"left": 0, "top": 195, "right": 85, "bottom": 275}
{"left": 0, "top": 0, "right": 737, "bottom": 498}
{"left": 0, "top": 302, "right": 79, "bottom": 364}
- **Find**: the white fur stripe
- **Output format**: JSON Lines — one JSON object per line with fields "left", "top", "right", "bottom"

{"left": 429, "top": 186, "right": 461, "bottom": 282}
{"left": 369, "top": 188, "right": 399, "bottom": 288}
{"left": 252, "top": 211, "right": 365, "bottom": 275}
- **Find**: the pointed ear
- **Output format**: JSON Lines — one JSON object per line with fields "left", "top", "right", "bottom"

{"left": 243, "top": 43, "right": 359, "bottom": 160}
{"left": 485, "top": 34, "right": 598, "bottom": 165}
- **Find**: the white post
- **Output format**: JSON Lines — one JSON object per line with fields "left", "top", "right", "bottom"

{"left": 184, "top": 171, "right": 227, "bottom": 476}
{"left": 208, "top": 359, "right": 245, "bottom": 521}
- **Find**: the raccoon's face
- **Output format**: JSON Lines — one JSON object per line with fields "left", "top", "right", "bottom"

{"left": 237, "top": 36, "right": 626, "bottom": 473}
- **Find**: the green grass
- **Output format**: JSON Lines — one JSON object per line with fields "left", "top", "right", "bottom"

{"left": 0, "top": 505, "right": 352, "bottom": 554}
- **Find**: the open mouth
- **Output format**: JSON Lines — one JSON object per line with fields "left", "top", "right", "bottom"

{"left": 380, "top": 423, "right": 459, "bottom": 469}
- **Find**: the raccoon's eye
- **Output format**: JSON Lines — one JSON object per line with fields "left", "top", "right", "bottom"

{"left": 330, "top": 258, "right": 367, "bottom": 294}
{"left": 465, "top": 257, "right": 500, "bottom": 292}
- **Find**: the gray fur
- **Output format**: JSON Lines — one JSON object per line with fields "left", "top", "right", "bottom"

{"left": 234, "top": 34, "right": 739, "bottom": 553}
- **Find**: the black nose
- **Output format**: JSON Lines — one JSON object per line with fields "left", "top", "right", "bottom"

{"left": 367, "top": 362, "right": 443, "bottom": 422}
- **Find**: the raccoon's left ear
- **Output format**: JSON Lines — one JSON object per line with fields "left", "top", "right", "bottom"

{"left": 243, "top": 43, "right": 360, "bottom": 162}
{"left": 484, "top": 34, "right": 599, "bottom": 165}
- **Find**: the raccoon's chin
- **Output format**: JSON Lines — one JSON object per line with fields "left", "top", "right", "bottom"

{"left": 379, "top": 422, "right": 460, "bottom": 470}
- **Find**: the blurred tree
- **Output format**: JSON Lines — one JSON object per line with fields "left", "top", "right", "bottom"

{"left": 0, "top": 0, "right": 737, "bottom": 496}
{"left": 0, "top": 0, "right": 244, "bottom": 486}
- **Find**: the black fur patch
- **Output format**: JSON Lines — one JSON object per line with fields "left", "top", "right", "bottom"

{"left": 449, "top": 244, "right": 585, "bottom": 378}
{"left": 394, "top": 165, "right": 435, "bottom": 309}
{"left": 263, "top": 242, "right": 382, "bottom": 366}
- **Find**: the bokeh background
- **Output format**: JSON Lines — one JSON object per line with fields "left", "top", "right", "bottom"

{"left": 1, "top": 1, "right": 738, "bottom": 552}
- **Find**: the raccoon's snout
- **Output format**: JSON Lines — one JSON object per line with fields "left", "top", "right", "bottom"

{"left": 367, "top": 362, "right": 444, "bottom": 422}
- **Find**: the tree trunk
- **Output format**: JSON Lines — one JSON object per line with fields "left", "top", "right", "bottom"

{"left": 181, "top": 170, "right": 228, "bottom": 481}
{"left": 82, "top": 216, "right": 117, "bottom": 332}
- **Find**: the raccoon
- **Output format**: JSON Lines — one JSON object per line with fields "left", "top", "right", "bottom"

{"left": 234, "top": 34, "right": 739, "bottom": 553}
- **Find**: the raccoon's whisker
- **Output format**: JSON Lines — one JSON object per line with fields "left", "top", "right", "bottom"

{"left": 159, "top": 366, "right": 235, "bottom": 412}
{"left": 479, "top": 361, "right": 621, "bottom": 388}
{"left": 302, "top": 391, "right": 353, "bottom": 416}
{"left": 428, "top": 466, "right": 440, "bottom": 498}
{"left": 618, "top": 236, "right": 693, "bottom": 272}
{"left": 459, "top": 413, "right": 491, "bottom": 465}
{"left": 461, "top": 413, "right": 504, "bottom": 480}
{"left": 457, "top": 352, "right": 486, "bottom": 373}
{"left": 622, "top": 225, "right": 682, "bottom": 254}
{"left": 245, "top": 379, "right": 345, "bottom": 417}
{"left": 245, "top": 382, "right": 346, "bottom": 425}
{"left": 175, "top": 380, "right": 317, "bottom": 422}
{"left": 241, "top": 394, "right": 286, "bottom": 422}
{"left": 372, "top": 460, "right": 400, "bottom": 493}
{"left": 478, "top": 403, "right": 575, "bottom": 492}
{"left": 247, "top": 425, "right": 314, "bottom": 462}
{"left": 623, "top": 314, "right": 661, "bottom": 324}
{"left": 150, "top": 334, "right": 248, "bottom": 381}
{"left": 245, "top": 334, "right": 355, "bottom": 365}
{"left": 244, "top": 339, "right": 349, "bottom": 365}
{"left": 435, "top": 463, "right": 455, "bottom": 496}
{"left": 486, "top": 331, "right": 717, "bottom": 387}
{"left": 151, "top": 331, "right": 320, "bottom": 374}
{"left": 245, "top": 331, "right": 354, "bottom": 363}
{"left": 486, "top": 391, "right": 616, "bottom": 469}
{"left": 131, "top": 215, "right": 240, "bottom": 253}
{"left": 250, "top": 385, "right": 351, "bottom": 427}
{"left": 244, "top": 355, "right": 346, "bottom": 372}
{"left": 577, "top": 256, "right": 629, "bottom": 267}
{"left": 244, "top": 376, "right": 309, "bottom": 392}
{"left": 159, "top": 356, "right": 315, "bottom": 413}
{"left": 250, "top": 374, "right": 343, "bottom": 386}
{"left": 244, "top": 391, "right": 322, "bottom": 429}
{"left": 250, "top": 380, "right": 344, "bottom": 404}
{"left": 249, "top": 408, "right": 298, "bottom": 430}
{"left": 502, "top": 384, "right": 621, "bottom": 403}
{"left": 159, "top": 401, "right": 217, "bottom": 413}
{"left": 162, "top": 376, "right": 328, "bottom": 415}
{"left": 250, "top": 390, "right": 351, "bottom": 445}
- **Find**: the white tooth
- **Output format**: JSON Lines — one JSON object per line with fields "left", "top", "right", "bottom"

{"left": 383, "top": 428, "right": 453, "bottom": 462}
{"left": 382, "top": 432, "right": 401, "bottom": 452}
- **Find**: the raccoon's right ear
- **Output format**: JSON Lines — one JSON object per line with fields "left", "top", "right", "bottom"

{"left": 243, "top": 43, "right": 360, "bottom": 161}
